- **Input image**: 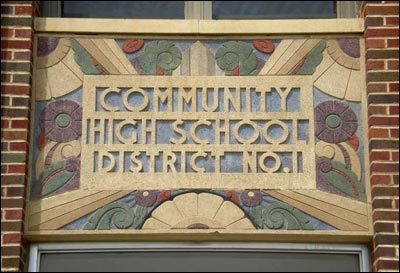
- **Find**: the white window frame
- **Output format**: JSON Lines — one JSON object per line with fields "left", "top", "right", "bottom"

{"left": 28, "top": 242, "right": 370, "bottom": 272}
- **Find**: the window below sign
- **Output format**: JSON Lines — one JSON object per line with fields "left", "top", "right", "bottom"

{"left": 29, "top": 242, "right": 371, "bottom": 272}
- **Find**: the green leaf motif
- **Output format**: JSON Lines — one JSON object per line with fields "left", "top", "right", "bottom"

{"left": 139, "top": 41, "right": 182, "bottom": 75}
{"left": 215, "top": 41, "right": 257, "bottom": 76}
{"left": 249, "top": 202, "right": 314, "bottom": 230}
{"left": 70, "top": 39, "right": 101, "bottom": 75}
{"left": 321, "top": 161, "right": 366, "bottom": 202}
{"left": 84, "top": 202, "right": 147, "bottom": 230}
{"left": 35, "top": 160, "right": 76, "bottom": 199}
{"left": 297, "top": 40, "right": 326, "bottom": 75}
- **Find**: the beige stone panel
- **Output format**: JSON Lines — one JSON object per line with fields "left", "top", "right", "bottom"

{"left": 37, "top": 55, "right": 60, "bottom": 70}
{"left": 312, "top": 50, "right": 335, "bottom": 82}
{"left": 295, "top": 190, "right": 367, "bottom": 215}
{"left": 75, "top": 38, "right": 120, "bottom": 74}
{"left": 191, "top": 41, "right": 215, "bottom": 76}
{"left": 277, "top": 39, "right": 321, "bottom": 74}
{"left": 29, "top": 191, "right": 131, "bottom": 230}
{"left": 35, "top": 69, "right": 52, "bottom": 101}
{"left": 46, "top": 61, "right": 83, "bottom": 98}
{"left": 213, "top": 201, "right": 245, "bottom": 227}
{"left": 259, "top": 40, "right": 293, "bottom": 75}
{"left": 277, "top": 190, "right": 368, "bottom": 228}
{"left": 173, "top": 192, "right": 198, "bottom": 218}
{"left": 36, "top": 38, "right": 70, "bottom": 69}
{"left": 339, "top": 55, "right": 359, "bottom": 71}
{"left": 351, "top": 59, "right": 361, "bottom": 71}
{"left": 172, "top": 217, "right": 224, "bottom": 229}
{"left": 268, "top": 40, "right": 306, "bottom": 75}
{"left": 326, "top": 39, "right": 360, "bottom": 70}
{"left": 344, "top": 69, "right": 362, "bottom": 102}
{"left": 28, "top": 190, "right": 100, "bottom": 215}
{"left": 142, "top": 218, "right": 171, "bottom": 230}
{"left": 181, "top": 41, "right": 215, "bottom": 76}
{"left": 226, "top": 218, "right": 255, "bottom": 230}
{"left": 197, "top": 193, "right": 224, "bottom": 219}
{"left": 179, "top": 47, "right": 190, "bottom": 75}
{"left": 265, "top": 190, "right": 368, "bottom": 231}
{"left": 103, "top": 39, "right": 137, "bottom": 74}
{"left": 61, "top": 49, "right": 84, "bottom": 80}
{"left": 214, "top": 63, "right": 225, "bottom": 76}
{"left": 90, "top": 39, "right": 129, "bottom": 74}
{"left": 151, "top": 201, "right": 184, "bottom": 226}
{"left": 29, "top": 191, "right": 121, "bottom": 228}
{"left": 314, "top": 61, "right": 351, "bottom": 99}
{"left": 173, "top": 65, "right": 182, "bottom": 76}
{"left": 91, "top": 39, "right": 137, "bottom": 75}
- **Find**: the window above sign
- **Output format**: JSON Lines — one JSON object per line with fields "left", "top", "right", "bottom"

{"left": 63, "top": 1, "right": 185, "bottom": 19}
{"left": 40, "top": 1, "right": 357, "bottom": 19}
{"left": 212, "top": 1, "right": 337, "bottom": 19}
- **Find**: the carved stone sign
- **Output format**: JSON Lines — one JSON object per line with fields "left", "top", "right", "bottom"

{"left": 30, "top": 37, "right": 368, "bottom": 235}
{"left": 81, "top": 75, "right": 315, "bottom": 190}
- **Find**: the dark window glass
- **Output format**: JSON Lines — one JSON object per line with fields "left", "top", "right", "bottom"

{"left": 60, "top": 1, "right": 185, "bottom": 19}
{"left": 212, "top": 1, "right": 337, "bottom": 19}
{"left": 39, "top": 251, "right": 361, "bottom": 272}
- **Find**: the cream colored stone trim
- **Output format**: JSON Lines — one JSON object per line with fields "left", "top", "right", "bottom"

{"left": 34, "top": 18, "right": 364, "bottom": 34}
{"left": 25, "top": 229, "right": 372, "bottom": 243}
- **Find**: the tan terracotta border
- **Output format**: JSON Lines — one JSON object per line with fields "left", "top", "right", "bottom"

{"left": 34, "top": 18, "right": 364, "bottom": 35}
{"left": 25, "top": 230, "right": 372, "bottom": 243}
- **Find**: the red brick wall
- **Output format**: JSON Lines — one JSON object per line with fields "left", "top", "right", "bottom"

{"left": 1, "top": 1, "right": 38, "bottom": 271}
{"left": 361, "top": 1, "right": 399, "bottom": 272}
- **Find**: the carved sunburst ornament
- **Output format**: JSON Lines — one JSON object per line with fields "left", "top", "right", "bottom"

{"left": 326, "top": 39, "right": 360, "bottom": 70}
{"left": 142, "top": 192, "right": 255, "bottom": 230}
{"left": 35, "top": 37, "right": 83, "bottom": 101}
{"left": 36, "top": 37, "right": 71, "bottom": 68}
{"left": 313, "top": 38, "right": 362, "bottom": 102}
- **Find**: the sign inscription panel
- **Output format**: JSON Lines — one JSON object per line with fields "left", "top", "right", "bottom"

{"left": 81, "top": 75, "right": 315, "bottom": 190}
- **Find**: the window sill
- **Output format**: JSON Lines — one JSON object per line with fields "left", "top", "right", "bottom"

{"left": 34, "top": 18, "right": 364, "bottom": 35}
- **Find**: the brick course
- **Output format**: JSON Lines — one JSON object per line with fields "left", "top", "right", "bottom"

{"left": 362, "top": 1, "right": 400, "bottom": 271}
{"left": 1, "top": 1, "right": 37, "bottom": 271}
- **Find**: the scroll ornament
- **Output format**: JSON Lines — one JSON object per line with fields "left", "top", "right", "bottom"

{"left": 215, "top": 41, "right": 258, "bottom": 76}
{"left": 139, "top": 41, "right": 182, "bottom": 75}
{"left": 249, "top": 202, "right": 315, "bottom": 230}
{"left": 84, "top": 201, "right": 147, "bottom": 230}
